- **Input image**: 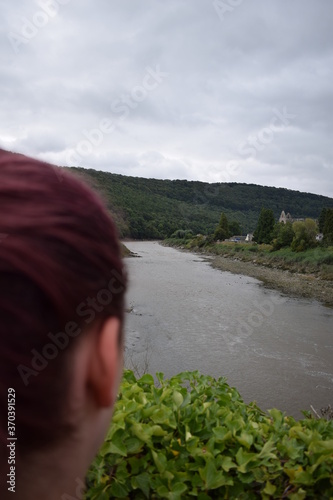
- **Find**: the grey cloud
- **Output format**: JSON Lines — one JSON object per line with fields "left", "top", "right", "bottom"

{"left": 0, "top": 0, "right": 332, "bottom": 196}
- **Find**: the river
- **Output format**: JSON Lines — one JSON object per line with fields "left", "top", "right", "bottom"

{"left": 124, "top": 241, "right": 333, "bottom": 419}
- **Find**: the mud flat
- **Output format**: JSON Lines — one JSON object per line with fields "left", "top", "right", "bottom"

{"left": 211, "top": 255, "right": 333, "bottom": 307}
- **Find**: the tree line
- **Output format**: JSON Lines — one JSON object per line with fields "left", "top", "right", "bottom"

{"left": 69, "top": 167, "right": 333, "bottom": 240}
{"left": 252, "top": 207, "right": 333, "bottom": 250}
{"left": 184, "top": 207, "right": 333, "bottom": 252}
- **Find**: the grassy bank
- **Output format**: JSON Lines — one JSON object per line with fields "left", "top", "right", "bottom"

{"left": 164, "top": 238, "right": 333, "bottom": 281}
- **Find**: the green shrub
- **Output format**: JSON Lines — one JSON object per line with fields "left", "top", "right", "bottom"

{"left": 291, "top": 219, "right": 318, "bottom": 252}
{"left": 85, "top": 371, "right": 333, "bottom": 499}
{"left": 272, "top": 222, "right": 294, "bottom": 250}
{"left": 258, "top": 244, "right": 273, "bottom": 253}
{"left": 171, "top": 230, "right": 186, "bottom": 239}
{"left": 204, "top": 234, "right": 215, "bottom": 245}
{"left": 184, "top": 230, "right": 194, "bottom": 240}
{"left": 319, "top": 254, "right": 333, "bottom": 265}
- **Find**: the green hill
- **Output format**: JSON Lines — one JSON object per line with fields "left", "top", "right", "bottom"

{"left": 67, "top": 167, "right": 333, "bottom": 239}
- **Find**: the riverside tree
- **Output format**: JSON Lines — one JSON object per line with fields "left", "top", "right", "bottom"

{"left": 291, "top": 218, "right": 318, "bottom": 251}
{"left": 228, "top": 220, "right": 242, "bottom": 236}
{"left": 318, "top": 207, "right": 328, "bottom": 233}
{"left": 253, "top": 208, "right": 275, "bottom": 244}
{"left": 323, "top": 208, "right": 333, "bottom": 245}
{"left": 213, "top": 212, "right": 230, "bottom": 241}
{"left": 272, "top": 221, "right": 294, "bottom": 250}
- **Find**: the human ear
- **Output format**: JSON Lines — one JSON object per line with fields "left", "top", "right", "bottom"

{"left": 87, "top": 317, "right": 122, "bottom": 408}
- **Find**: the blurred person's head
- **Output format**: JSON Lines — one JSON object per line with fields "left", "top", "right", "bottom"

{"left": 0, "top": 149, "right": 127, "bottom": 499}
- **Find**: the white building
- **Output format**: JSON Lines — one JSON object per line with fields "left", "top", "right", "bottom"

{"left": 279, "top": 210, "right": 293, "bottom": 224}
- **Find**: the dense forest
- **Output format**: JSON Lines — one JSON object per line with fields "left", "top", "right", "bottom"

{"left": 68, "top": 167, "right": 333, "bottom": 239}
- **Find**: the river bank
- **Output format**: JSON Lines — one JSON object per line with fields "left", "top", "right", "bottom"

{"left": 162, "top": 240, "right": 333, "bottom": 307}
{"left": 210, "top": 254, "right": 333, "bottom": 307}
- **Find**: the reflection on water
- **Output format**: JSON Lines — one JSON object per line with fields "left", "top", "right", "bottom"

{"left": 124, "top": 241, "right": 333, "bottom": 418}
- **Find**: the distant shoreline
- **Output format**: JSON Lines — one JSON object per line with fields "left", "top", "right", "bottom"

{"left": 162, "top": 241, "right": 333, "bottom": 307}
{"left": 210, "top": 254, "right": 333, "bottom": 307}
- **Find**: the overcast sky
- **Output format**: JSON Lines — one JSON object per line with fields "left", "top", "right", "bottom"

{"left": 1, "top": 1, "right": 332, "bottom": 197}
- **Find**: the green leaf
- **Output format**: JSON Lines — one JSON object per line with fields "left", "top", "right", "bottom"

{"left": 109, "top": 481, "right": 129, "bottom": 498}
{"left": 263, "top": 481, "right": 276, "bottom": 495}
{"left": 236, "top": 431, "right": 254, "bottom": 449}
{"left": 258, "top": 438, "right": 277, "bottom": 460}
{"left": 99, "top": 433, "right": 127, "bottom": 457}
{"left": 235, "top": 447, "right": 258, "bottom": 473}
{"left": 172, "top": 391, "right": 184, "bottom": 408}
{"left": 220, "top": 455, "right": 236, "bottom": 472}
{"left": 269, "top": 408, "right": 284, "bottom": 425}
{"left": 128, "top": 456, "right": 147, "bottom": 475}
{"left": 199, "top": 460, "right": 232, "bottom": 490}
{"left": 289, "top": 489, "right": 307, "bottom": 500}
{"left": 108, "top": 435, "right": 128, "bottom": 457}
{"left": 156, "top": 485, "right": 169, "bottom": 498}
{"left": 212, "top": 426, "right": 232, "bottom": 443}
{"left": 132, "top": 472, "right": 151, "bottom": 498}
{"left": 180, "top": 391, "right": 191, "bottom": 408}
{"left": 151, "top": 424, "right": 168, "bottom": 437}
{"left": 125, "top": 437, "right": 144, "bottom": 454}
{"left": 171, "top": 482, "right": 188, "bottom": 495}
{"left": 139, "top": 373, "right": 155, "bottom": 385}
{"left": 152, "top": 450, "right": 167, "bottom": 473}
{"left": 308, "top": 438, "right": 333, "bottom": 455}
{"left": 150, "top": 407, "right": 177, "bottom": 428}
{"left": 131, "top": 423, "right": 153, "bottom": 444}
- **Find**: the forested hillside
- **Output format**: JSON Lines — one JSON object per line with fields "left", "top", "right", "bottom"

{"left": 68, "top": 167, "right": 333, "bottom": 239}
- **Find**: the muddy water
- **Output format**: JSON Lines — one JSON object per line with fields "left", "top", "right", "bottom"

{"left": 124, "top": 241, "right": 333, "bottom": 418}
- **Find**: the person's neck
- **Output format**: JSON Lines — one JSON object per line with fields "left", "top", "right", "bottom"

{"left": 4, "top": 442, "right": 91, "bottom": 500}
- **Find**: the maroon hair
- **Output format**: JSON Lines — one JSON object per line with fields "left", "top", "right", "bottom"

{"left": 0, "top": 149, "right": 127, "bottom": 463}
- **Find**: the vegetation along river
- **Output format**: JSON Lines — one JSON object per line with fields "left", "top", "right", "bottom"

{"left": 124, "top": 241, "right": 333, "bottom": 419}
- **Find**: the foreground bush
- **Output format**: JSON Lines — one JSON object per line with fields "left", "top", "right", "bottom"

{"left": 85, "top": 370, "right": 333, "bottom": 499}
